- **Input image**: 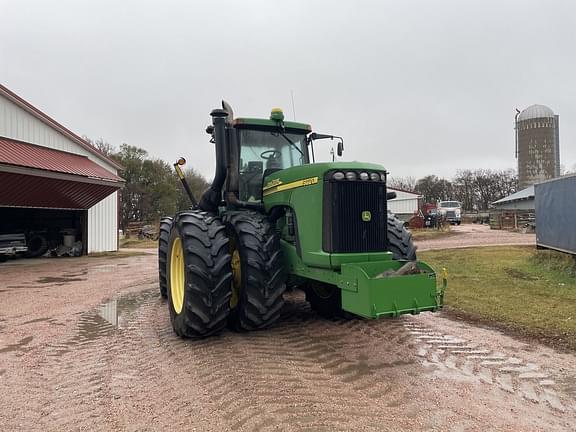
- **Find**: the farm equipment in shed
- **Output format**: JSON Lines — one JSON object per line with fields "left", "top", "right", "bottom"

{"left": 0, "top": 233, "right": 28, "bottom": 262}
{"left": 158, "top": 102, "right": 446, "bottom": 338}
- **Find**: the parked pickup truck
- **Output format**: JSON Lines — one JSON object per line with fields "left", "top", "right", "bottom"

{"left": 438, "top": 201, "right": 462, "bottom": 225}
{"left": 0, "top": 233, "right": 28, "bottom": 261}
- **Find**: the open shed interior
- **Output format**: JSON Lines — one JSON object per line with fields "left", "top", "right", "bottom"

{"left": 0, "top": 206, "right": 87, "bottom": 258}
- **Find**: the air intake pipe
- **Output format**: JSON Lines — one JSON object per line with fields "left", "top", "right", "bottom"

{"left": 219, "top": 101, "right": 264, "bottom": 211}
{"left": 199, "top": 109, "right": 228, "bottom": 212}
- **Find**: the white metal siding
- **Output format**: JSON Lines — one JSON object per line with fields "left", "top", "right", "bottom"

{"left": 0, "top": 95, "right": 117, "bottom": 173}
{"left": 0, "top": 92, "right": 120, "bottom": 253}
{"left": 88, "top": 192, "right": 118, "bottom": 253}
{"left": 388, "top": 190, "right": 420, "bottom": 215}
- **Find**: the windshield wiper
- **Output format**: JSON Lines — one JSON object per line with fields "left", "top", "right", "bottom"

{"left": 272, "top": 132, "right": 304, "bottom": 157}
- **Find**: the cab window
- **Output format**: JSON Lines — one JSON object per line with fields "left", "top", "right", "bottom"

{"left": 238, "top": 129, "right": 307, "bottom": 201}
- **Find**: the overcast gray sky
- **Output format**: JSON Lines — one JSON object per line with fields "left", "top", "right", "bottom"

{"left": 1, "top": 0, "right": 575, "bottom": 180}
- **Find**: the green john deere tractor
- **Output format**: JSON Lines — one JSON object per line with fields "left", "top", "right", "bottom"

{"left": 158, "top": 101, "right": 445, "bottom": 338}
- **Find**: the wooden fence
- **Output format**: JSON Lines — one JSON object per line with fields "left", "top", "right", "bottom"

{"left": 489, "top": 210, "right": 535, "bottom": 231}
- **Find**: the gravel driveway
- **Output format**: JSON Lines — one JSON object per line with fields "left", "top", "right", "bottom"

{"left": 417, "top": 223, "right": 536, "bottom": 251}
{"left": 1, "top": 229, "right": 574, "bottom": 431}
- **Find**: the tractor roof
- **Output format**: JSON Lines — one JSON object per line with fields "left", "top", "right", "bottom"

{"left": 233, "top": 117, "right": 312, "bottom": 133}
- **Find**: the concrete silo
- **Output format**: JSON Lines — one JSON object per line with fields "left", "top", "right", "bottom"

{"left": 515, "top": 104, "right": 559, "bottom": 189}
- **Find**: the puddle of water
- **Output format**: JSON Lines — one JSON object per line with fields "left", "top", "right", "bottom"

{"left": 99, "top": 300, "right": 118, "bottom": 327}
{"left": 0, "top": 335, "right": 34, "bottom": 354}
{"left": 75, "top": 314, "right": 116, "bottom": 342}
{"left": 42, "top": 289, "right": 158, "bottom": 356}
{"left": 71, "top": 289, "right": 157, "bottom": 343}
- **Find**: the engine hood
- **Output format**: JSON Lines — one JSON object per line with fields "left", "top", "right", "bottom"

{"left": 263, "top": 161, "right": 386, "bottom": 192}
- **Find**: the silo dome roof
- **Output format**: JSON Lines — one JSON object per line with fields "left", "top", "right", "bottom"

{"left": 518, "top": 104, "right": 555, "bottom": 121}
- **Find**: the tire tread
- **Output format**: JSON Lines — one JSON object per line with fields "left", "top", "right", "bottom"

{"left": 387, "top": 213, "right": 417, "bottom": 261}
{"left": 168, "top": 210, "right": 232, "bottom": 338}
{"left": 224, "top": 211, "right": 286, "bottom": 331}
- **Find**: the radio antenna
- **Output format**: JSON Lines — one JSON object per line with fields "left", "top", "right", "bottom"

{"left": 290, "top": 90, "right": 296, "bottom": 120}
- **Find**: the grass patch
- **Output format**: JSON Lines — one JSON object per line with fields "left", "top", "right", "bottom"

{"left": 119, "top": 238, "right": 157, "bottom": 249}
{"left": 531, "top": 249, "right": 576, "bottom": 277}
{"left": 420, "top": 246, "right": 576, "bottom": 351}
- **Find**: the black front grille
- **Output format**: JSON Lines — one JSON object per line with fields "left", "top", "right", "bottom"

{"left": 323, "top": 177, "right": 387, "bottom": 253}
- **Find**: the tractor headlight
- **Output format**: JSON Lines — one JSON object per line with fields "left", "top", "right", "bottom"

{"left": 359, "top": 172, "right": 369, "bottom": 181}
{"left": 332, "top": 171, "right": 345, "bottom": 180}
{"left": 345, "top": 171, "right": 357, "bottom": 181}
{"left": 370, "top": 172, "right": 380, "bottom": 181}
{"left": 380, "top": 173, "right": 386, "bottom": 182}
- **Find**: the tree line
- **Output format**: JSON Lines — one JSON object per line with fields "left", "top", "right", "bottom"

{"left": 89, "top": 136, "right": 519, "bottom": 223}
{"left": 389, "top": 169, "right": 518, "bottom": 211}
{"left": 86, "top": 138, "right": 209, "bottom": 230}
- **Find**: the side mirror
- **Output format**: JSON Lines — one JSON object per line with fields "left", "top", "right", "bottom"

{"left": 337, "top": 140, "right": 344, "bottom": 157}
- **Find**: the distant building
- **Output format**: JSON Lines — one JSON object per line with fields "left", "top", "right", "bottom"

{"left": 0, "top": 84, "right": 124, "bottom": 254}
{"left": 387, "top": 187, "right": 421, "bottom": 222}
{"left": 515, "top": 104, "right": 560, "bottom": 189}
{"left": 490, "top": 186, "right": 535, "bottom": 230}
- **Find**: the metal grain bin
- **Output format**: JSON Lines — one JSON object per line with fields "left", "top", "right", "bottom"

{"left": 515, "top": 105, "right": 560, "bottom": 190}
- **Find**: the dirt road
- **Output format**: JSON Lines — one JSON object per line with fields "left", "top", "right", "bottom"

{"left": 1, "top": 240, "right": 574, "bottom": 431}
{"left": 417, "top": 223, "right": 536, "bottom": 251}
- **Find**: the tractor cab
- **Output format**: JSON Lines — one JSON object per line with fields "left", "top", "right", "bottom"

{"left": 197, "top": 103, "right": 343, "bottom": 211}
{"left": 232, "top": 111, "right": 310, "bottom": 201}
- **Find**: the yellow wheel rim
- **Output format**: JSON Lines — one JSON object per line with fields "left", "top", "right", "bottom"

{"left": 170, "top": 237, "right": 185, "bottom": 314}
{"left": 230, "top": 246, "right": 241, "bottom": 309}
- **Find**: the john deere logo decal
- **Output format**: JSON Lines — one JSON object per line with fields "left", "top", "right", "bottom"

{"left": 362, "top": 211, "right": 372, "bottom": 222}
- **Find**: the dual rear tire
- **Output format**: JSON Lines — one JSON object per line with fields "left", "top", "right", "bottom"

{"left": 160, "top": 210, "right": 286, "bottom": 338}
{"left": 166, "top": 211, "right": 232, "bottom": 338}
{"left": 224, "top": 211, "right": 286, "bottom": 331}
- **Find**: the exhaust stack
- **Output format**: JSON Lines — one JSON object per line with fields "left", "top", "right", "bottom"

{"left": 199, "top": 109, "right": 228, "bottom": 212}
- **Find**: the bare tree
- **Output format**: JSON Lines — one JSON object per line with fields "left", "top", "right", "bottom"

{"left": 445, "top": 168, "right": 518, "bottom": 210}
{"left": 415, "top": 175, "right": 454, "bottom": 204}
{"left": 453, "top": 170, "right": 476, "bottom": 211}
{"left": 83, "top": 136, "right": 115, "bottom": 157}
{"left": 388, "top": 176, "right": 416, "bottom": 191}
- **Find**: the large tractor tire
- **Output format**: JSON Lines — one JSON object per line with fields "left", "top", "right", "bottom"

{"left": 387, "top": 213, "right": 417, "bottom": 261}
{"left": 166, "top": 210, "right": 232, "bottom": 338}
{"left": 26, "top": 233, "right": 49, "bottom": 258}
{"left": 224, "top": 211, "right": 286, "bottom": 331}
{"left": 158, "top": 216, "right": 173, "bottom": 298}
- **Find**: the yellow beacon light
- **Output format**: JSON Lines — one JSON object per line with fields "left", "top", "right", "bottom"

{"left": 270, "top": 108, "right": 284, "bottom": 121}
